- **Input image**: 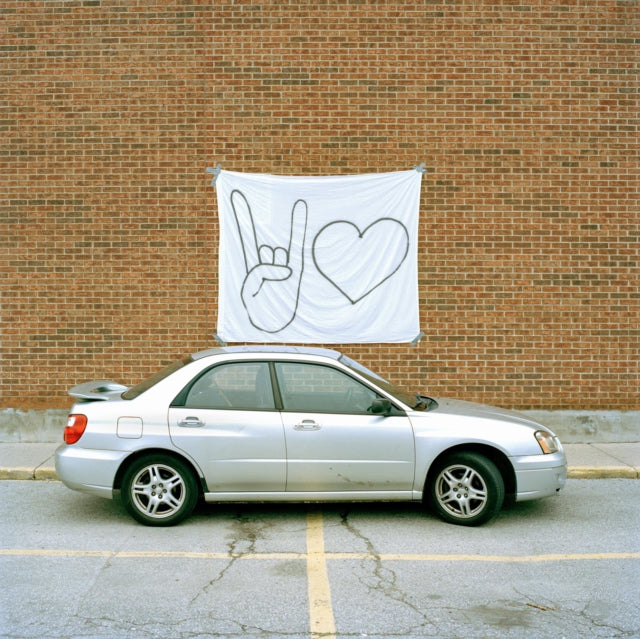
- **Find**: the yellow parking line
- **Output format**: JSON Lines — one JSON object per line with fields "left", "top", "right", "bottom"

{"left": 306, "top": 512, "right": 336, "bottom": 639}
{"left": 1, "top": 549, "right": 638, "bottom": 562}
{"left": 327, "top": 552, "right": 640, "bottom": 562}
{"left": 0, "top": 549, "right": 301, "bottom": 559}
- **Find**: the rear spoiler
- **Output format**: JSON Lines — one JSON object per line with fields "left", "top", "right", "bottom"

{"left": 68, "top": 380, "right": 129, "bottom": 401}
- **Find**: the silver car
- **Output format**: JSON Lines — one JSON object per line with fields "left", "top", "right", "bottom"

{"left": 55, "top": 346, "right": 567, "bottom": 527}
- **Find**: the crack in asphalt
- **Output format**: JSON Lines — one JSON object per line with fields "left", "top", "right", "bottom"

{"left": 509, "top": 584, "right": 637, "bottom": 638}
{"left": 338, "top": 509, "right": 439, "bottom": 637}
{"left": 578, "top": 599, "right": 638, "bottom": 638}
{"left": 180, "top": 512, "right": 290, "bottom": 636}
{"left": 189, "top": 510, "right": 272, "bottom": 605}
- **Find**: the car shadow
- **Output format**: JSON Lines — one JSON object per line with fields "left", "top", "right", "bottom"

{"left": 191, "top": 497, "right": 555, "bottom": 527}
{"left": 57, "top": 491, "right": 557, "bottom": 529}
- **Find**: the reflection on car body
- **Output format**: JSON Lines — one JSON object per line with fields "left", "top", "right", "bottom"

{"left": 56, "top": 346, "right": 567, "bottom": 527}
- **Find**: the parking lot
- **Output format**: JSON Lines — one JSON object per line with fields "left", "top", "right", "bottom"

{"left": 1, "top": 477, "right": 639, "bottom": 638}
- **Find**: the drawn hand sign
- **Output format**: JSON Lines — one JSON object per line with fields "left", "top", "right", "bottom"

{"left": 230, "top": 190, "right": 308, "bottom": 333}
{"left": 312, "top": 218, "right": 409, "bottom": 304}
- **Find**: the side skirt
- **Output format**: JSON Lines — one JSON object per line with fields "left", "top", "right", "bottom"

{"left": 203, "top": 490, "right": 422, "bottom": 503}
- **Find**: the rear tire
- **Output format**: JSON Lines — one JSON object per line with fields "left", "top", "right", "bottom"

{"left": 121, "top": 454, "right": 198, "bottom": 526}
{"left": 427, "top": 452, "right": 504, "bottom": 526}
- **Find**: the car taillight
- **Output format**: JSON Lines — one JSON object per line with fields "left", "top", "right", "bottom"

{"left": 64, "top": 414, "right": 88, "bottom": 444}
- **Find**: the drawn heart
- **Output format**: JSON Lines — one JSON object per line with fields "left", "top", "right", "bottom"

{"left": 312, "top": 218, "right": 410, "bottom": 304}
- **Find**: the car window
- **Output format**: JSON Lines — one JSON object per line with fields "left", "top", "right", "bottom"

{"left": 274, "top": 362, "right": 377, "bottom": 414}
{"left": 184, "top": 362, "right": 275, "bottom": 410}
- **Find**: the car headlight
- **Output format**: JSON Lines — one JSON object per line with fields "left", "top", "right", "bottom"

{"left": 535, "top": 430, "right": 559, "bottom": 455}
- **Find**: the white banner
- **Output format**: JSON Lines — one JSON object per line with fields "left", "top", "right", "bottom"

{"left": 215, "top": 169, "right": 422, "bottom": 343}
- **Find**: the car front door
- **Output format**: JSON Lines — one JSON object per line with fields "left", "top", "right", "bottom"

{"left": 169, "top": 361, "right": 286, "bottom": 493}
{"left": 275, "top": 362, "right": 415, "bottom": 494}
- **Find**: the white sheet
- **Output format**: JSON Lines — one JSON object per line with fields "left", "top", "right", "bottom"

{"left": 215, "top": 169, "right": 422, "bottom": 343}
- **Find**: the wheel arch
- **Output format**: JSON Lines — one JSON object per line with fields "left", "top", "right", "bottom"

{"left": 113, "top": 448, "right": 206, "bottom": 496}
{"left": 424, "top": 443, "right": 516, "bottom": 499}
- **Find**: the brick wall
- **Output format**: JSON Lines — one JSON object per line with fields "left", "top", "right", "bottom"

{"left": 2, "top": 1, "right": 638, "bottom": 411}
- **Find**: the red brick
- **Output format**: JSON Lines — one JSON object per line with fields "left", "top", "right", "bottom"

{"left": 1, "top": 1, "right": 638, "bottom": 410}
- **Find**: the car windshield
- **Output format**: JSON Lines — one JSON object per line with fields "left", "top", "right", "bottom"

{"left": 339, "top": 354, "right": 427, "bottom": 409}
{"left": 122, "top": 356, "right": 192, "bottom": 400}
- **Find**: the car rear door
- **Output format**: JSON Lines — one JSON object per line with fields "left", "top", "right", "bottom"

{"left": 169, "top": 361, "right": 286, "bottom": 493}
{"left": 274, "top": 361, "right": 415, "bottom": 493}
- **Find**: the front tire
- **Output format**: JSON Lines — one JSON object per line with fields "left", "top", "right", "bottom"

{"left": 121, "top": 454, "right": 198, "bottom": 526}
{"left": 427, "top": 452, "right": 504, "bottom": 526}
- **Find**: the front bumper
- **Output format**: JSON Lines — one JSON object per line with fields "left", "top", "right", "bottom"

{"left": 55, "top": 444, "right": 129, "bottom": 499}
{"left": 512, "top": 450, "right": 568, "bottom": 501}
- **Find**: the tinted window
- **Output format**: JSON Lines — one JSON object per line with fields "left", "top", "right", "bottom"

{"left": 184, "top": 362, "right": 275, "bottom": 410}
{"left": 274, "top": 362, "right": 377, "bottom": 413}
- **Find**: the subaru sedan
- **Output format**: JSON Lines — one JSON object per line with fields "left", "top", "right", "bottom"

{"left": 55, "top": 346, "right": 567, "bottom": 526}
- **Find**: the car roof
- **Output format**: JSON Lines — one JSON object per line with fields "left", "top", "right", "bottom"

{"left": 191, "top": 345, "right": 342, "bottom": 361}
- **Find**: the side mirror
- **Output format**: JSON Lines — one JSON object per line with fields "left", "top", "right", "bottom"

{"left": 368, "top": 398, "right": 392, "bottom": 416}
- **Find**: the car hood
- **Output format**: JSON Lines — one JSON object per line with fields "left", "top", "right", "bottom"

{"left": 427, "top": 398, "right": 550, "bottom": 432}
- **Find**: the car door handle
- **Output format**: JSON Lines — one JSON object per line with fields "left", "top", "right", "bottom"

{"left": 294, "top": 419, "right": 321, "bottom": 431}
{"left": 178, "top": 416, "right": 205, "bottom": 427}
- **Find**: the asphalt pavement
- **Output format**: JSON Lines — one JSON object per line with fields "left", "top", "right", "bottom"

{"left": 0, "top": 441, "right": 638, "bottom": 481}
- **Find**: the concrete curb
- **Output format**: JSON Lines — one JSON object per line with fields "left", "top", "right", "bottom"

{"left": 1, "top": 467, "right": 638, "bottom": 482}
{"left": 0, "top": 467, "right": 60, "bottom": 481}
{"left": 568, "top": 466, "right": 639, "bottom": 480}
